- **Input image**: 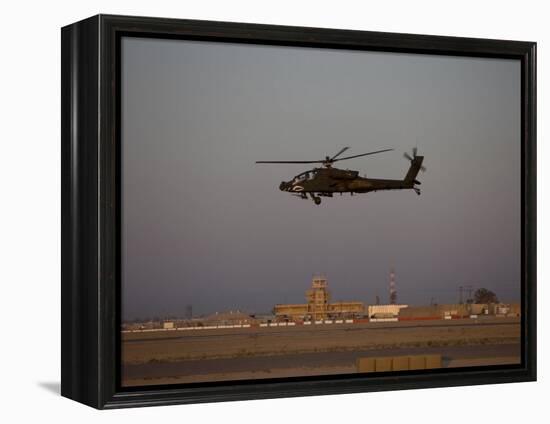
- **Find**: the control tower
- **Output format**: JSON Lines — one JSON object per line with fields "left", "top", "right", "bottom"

{"left": 306, "top": 275, "right": 330, "bottom": 320}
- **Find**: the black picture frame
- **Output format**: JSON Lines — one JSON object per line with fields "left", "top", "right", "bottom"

{"left": 61, "top": 14, "right": 536, "bottom": 409}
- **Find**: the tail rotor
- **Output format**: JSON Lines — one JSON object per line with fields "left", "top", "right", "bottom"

{"left": 404, "top": 148, "right": 426, "bottom": 172}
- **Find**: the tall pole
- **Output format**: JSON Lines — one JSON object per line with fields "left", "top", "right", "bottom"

{"left": 466, "top": 285, "right": 473, "bottom": 303}
{"left": 389, "top": 268, "right": 397, "bottom": 305}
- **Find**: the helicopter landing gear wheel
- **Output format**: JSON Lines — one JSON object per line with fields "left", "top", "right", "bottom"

{"left": 309, "top": 193, "right": 322, "bottom": 205}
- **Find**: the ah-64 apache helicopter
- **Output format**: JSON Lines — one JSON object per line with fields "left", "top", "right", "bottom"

{"left": 256, "top": 147, "right": 425, "bottom": 205}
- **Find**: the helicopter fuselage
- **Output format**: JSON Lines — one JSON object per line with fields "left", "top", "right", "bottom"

{"left": 280, "top": 168, "right": 416, "bottom": 194}
{"left": 257, "top": 147, "right": 425, "bottom": 205}
{"left": 279, "top": 155, "right": 423, "bottom": 204}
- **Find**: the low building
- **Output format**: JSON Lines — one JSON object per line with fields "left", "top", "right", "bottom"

{"left": 400, "top": 304, "right": 469, "bottom": 319}
{"left": 162, "top": 321, "right": 175, "bottom": 329}
{"left": 367, "top": 304, "right": 408, "bottom": 318}
{"left": 273, "top": 304, "right": 308, "bottom": 319}
{"left": 201, "top": 310, "right": 257, "bottom": 326}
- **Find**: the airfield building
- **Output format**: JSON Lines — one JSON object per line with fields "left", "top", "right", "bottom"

{"left": 274, "top": 275, "right": 364, "bottom": 321}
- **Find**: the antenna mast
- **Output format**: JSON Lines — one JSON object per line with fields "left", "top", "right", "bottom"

{"left": 389, "top": 268, "right": 397, "bottom": 305}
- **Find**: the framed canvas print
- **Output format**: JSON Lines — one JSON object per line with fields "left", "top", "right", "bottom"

{"left": 61, "top": 14, "right": 536, "bottom": 409}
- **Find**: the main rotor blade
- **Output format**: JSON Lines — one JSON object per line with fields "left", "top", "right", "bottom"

{"left": 330, "top": 146, "right": 350, "bottom": 161}
{"left": 404, "top": 152, "right": 413, "bottom": 161}
{"left": 333, "top": 148, "right": 394, "bottom": 162}
{"left": 255, "top": 160, "right": 324, "bottom": 164}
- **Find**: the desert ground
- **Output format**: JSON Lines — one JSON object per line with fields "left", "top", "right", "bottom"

{"left": 121, "top": 317, "right": 520, "bottom": 386}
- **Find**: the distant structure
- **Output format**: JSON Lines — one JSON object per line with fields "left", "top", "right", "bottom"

{"left": 162, "top": 321, "right": 175, "bottom": 329}
{"left": 367, "top": 304, "right": 408, "bottom": 320}
{"left": 185, "top": 304, "right": 193, "bottom": 320}
{"left": 389, "top": 268, "right": 397, "bottom": 305}
{"left": 306, "top": 275, "right": 330, "bottom": 320}
{"left": 274, "top": 275, "right": 364, "bottom": 321}
{"left": 202, "top": 310, "right": 256, "bottom": 326}
{"left": 458, "top": 285, "right": 474, "bottom": 304}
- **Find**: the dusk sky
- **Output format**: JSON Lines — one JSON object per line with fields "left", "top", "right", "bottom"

{"left": 121, "top": 36, "right": 520, "bottom": 320}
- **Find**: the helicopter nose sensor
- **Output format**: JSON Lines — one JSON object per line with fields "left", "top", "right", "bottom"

{"left": 279, "top": 181, "right": 290, "bottom": 191}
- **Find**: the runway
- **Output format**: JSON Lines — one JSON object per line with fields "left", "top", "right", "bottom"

{"left": 123, "top": 343, "right": 520, "bottom": 381}
{"left": 121, "top": 317, "right": 521, "bottom": 385}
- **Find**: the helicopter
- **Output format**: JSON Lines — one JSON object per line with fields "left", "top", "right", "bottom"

{"left": 256, "top": 147, "right": 425, "bottom": 205}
